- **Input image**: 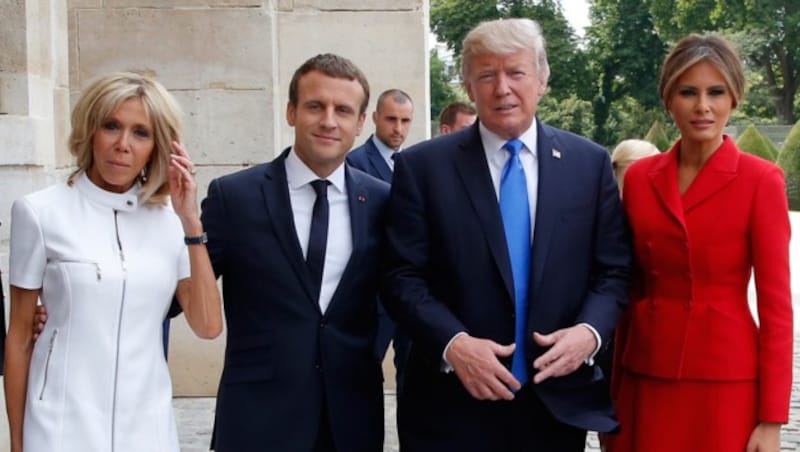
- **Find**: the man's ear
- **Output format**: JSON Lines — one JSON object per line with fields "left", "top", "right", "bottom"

{"left": 357, "top": 112, "right": 367, "bottom": 136}
{"left": 286, "top": 101, "right": 296, "bottom": 127}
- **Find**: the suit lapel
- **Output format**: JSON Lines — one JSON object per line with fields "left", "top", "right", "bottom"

{"left": 648, "top": 148, "right": 686, "bottom": 230}
{"left": 366, "top": 143, "right": 393, "bottom": 182}
{"left": 453, "top": 125, "right": 515, "bottom": 302}
{"left": 261, "top": 148, "right": 318, "bottom": 307}
{"left": 680, "top": 137, "right": 739, "bottom": 213}
{"left": 530, "top": 124, "right": 562, "bottom": 295}
{"left": 325, "top": 165, "right": 366, "bottom": 314}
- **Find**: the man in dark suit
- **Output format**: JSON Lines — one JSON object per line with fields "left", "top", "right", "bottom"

{"left": 347, "top": 88, "right": 413, "bottom": 181}
{"left": 347, "top": 88, "right": 413, "bottom": 393}
{"left": 202, "top": 53, "right": 389, "bottom": 452}
{"left": 382, "top": 18, "right": 632, "bottom": 452}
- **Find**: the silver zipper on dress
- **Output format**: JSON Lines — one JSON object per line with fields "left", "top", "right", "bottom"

{"left": 110, "top": 210, "right": 127, "bottom": 452}
{"left": 38, "top": 328, "right": 58, "bottom": 400}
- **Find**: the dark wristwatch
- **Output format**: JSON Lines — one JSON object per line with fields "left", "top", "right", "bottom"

{"left": 184, "top": 232, "right": 208, "bottom": 245}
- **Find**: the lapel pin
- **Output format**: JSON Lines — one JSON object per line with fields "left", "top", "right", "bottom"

{"left": 552, "top": 149, "right": 562, "bottom": 159}
{"left": 357, "top": 195, "right": 366, "bottom": 203}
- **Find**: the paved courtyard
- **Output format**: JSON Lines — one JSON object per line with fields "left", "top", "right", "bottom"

{"left": 173, "top": 333, "right": 800, "bottom": 452}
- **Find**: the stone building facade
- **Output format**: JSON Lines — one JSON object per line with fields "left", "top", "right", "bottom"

{"left": 0, "top": 0, "right": 430, "bottom": 397}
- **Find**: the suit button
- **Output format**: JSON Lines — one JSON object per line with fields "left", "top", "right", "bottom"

{"left": 319, "top": 321, "right": 326, "bottom": 328}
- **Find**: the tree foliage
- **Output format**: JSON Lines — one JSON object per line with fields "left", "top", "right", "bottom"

{"left": 537, "top": 94, "right": 595, "bottom": 138}
{"left": 428, "top": 0, "right": 799, "bottom": 148}
{"left": 429, "top": 50, "right": 460, "bottom": 123}
{"left": 430, "top": 0, "right": 590, "bottom": 100}
{"left": 649, "top": 0, "right": 800, "bottom": 124}
{"left": 585, "top": 0, "right": 666, "bottom": 145}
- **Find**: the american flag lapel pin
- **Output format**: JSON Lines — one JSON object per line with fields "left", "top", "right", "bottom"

{"left": 552, "top": 149, "right": 561, "bottom": 159}
{"left": 357, "top": 194, "right": 366, "bottom": 203}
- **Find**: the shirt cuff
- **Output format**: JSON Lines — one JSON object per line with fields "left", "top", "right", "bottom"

{"left": 578, "top": 323, "right": 602, "bottom": 366}
{"left": 440, "top": 331, "right": 468, "bottom": 373}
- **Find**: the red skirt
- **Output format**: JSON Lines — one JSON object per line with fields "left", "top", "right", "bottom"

{"left": 605, "top": 369, "right": 757, "bottom": 452}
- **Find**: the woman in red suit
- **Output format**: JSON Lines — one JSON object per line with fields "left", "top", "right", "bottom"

{"left": 607, "top": 34, "right": 792, "bottom": 452}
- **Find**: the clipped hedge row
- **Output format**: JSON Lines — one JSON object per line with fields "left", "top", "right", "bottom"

{"left": 632, "top": 119, "right": 799, "bottom": 210}
{"left": 778, "top": 120, "right": 800, "bottom": 211}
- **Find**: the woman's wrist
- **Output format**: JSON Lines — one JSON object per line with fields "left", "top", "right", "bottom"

{"left": 181, "top": 217, "right": 203, "bottom": 237}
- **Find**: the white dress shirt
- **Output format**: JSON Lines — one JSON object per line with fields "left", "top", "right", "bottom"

{"left": 479, "top": 121, "right": 539, "bottom": 238}
{"left": 285, "top": 149, "right": 352, "bottom": 313}
{"left": 372, "top": 135, "right": 399, "bottom": 171}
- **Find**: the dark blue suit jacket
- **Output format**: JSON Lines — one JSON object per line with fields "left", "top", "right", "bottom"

{"left": 381, "top": 121, "right": 632, "bottom": 451}
{"left": 347, "top": 135, "right": 393, "bottom": 183}
{"left": 202, "top": 149, "right": 389, "bottom": 452}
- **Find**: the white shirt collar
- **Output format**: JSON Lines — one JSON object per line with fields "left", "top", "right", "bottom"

{"left": 285, "top": 148, "right": 347, "bottom": 194}
{"left": 371, "top": 134, "right": 399, "bottom": 163}
{"left": 479, "top": 118, "right": 538, "bottom": 163}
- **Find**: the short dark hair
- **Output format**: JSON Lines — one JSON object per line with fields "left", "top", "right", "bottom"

{"left": 439, "top": 101, "right": 476, "bottom": 127}
{"left": 288, "top": 53, "right": 370, "bottom": 114}
{"left": 376, "top": 89, "right": 413, "bottom": 112}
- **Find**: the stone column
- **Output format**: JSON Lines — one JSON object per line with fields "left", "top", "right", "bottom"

{"left": 0, "top": 0, "right": 70, "bottom": 249}
{"left": 0, "top": 1, "right": 70, "bottom": 444}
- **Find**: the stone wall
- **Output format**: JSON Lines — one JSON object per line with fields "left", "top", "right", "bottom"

{"left": 0, "top": 0, "right": 430, "bottom": 396}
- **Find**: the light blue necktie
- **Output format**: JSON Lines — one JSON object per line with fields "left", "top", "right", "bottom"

{"left": 499, "top": 138, "right": 530, "bottom": 386}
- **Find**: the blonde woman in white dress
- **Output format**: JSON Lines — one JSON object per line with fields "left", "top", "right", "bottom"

{"left": 5, "top": 72, "right": 222, "bottom": 452}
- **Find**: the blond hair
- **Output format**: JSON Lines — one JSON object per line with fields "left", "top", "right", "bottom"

{"left": 461, "top": 18, "right": 550, "bottom": 85}
{"left": 611, "top": 139, "right": 660, "bottom": 191}
{"left": 68, "top": 71, "right": 183, "bottom": 206}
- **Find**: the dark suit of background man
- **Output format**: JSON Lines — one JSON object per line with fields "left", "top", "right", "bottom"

{"left": 382, "top": 18, "right": 632, "bottom": 452}
{"left": 202, "top": 53, "right": 389, "bottom": 452}
{"left": 347, "top": 88, "right": 413, "bottom": 394}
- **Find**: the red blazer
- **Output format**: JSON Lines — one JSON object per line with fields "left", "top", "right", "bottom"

{"left": 619, "top": 136, "right": 792, "bottom": 422}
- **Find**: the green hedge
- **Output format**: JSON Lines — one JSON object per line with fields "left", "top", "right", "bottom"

{"left": 644, "top": 120, "right": 672, "bottom": 152}
{"left": 736, "top": 124, "right": 777, "bottom": 161}
{"left": 778, "top": 120, "right": 800, "bottom": 211}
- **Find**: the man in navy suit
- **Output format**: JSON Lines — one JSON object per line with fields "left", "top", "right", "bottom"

{"left": 382, "top": 19, "right": 631, "bottom": 452}
{"left": 347, "top": 88, "right": 414, "bottom": 182}
{"left": 347, "top": 88, "right": 413, "bottom": 394}
{"left": 202, "top": 54, "right": 389, "bottom": 452}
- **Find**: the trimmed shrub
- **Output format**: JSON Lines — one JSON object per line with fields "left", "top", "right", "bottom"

{"left": 778, "top": 119, "right": 800, "bottom": 211}
{"left": 644, "top": 120, "right": 672, "bottom": 152}
{"left": 736, "top": 124, "right": 777, "bottom": 161}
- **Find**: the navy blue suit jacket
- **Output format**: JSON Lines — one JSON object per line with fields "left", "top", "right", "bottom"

{"left": 202, "top": 149, "right": 389, "bottom": 452}
{"left": 382, "top": 121, "right": 632, "bottom": 451}
{"left": 347, "top": 135, "right": 393, "bottom": 183}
